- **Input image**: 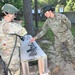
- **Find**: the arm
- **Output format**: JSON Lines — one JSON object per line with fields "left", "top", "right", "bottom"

{"left": 61, "top": 14, "right": 71, "bottom": 29}
{"left": 35, "top": 26, "right": 48, "bottom": 39}
{"left": 3, "top": 23, "right": 27, "bottom": 36}
{"left": 30, "top": 20, "right": 49, "bottom": 42}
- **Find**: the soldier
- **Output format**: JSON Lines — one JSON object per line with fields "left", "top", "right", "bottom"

{"left": 30, "top": 4, "right": 75, "bottom": 73}
{"left": 0, "top": 4, "right": 27, "bottom": 75}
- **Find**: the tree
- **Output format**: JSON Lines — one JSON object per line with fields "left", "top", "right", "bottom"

{"left": 55, "top": 4, "right": 60, "bottom": 12}
{"left": 72, "top": 3, "right": 75, "bottom": 11}
{"left": 57, "top": 0, "right": 66, "bottom": 5}
{"left": 64, "top": 0, "right": 74, "bottom": 12}
{"left": 72, "top": 0, "right": 75, "bottom": 11}
{"left": 23, "top": 0, "right": 35, "bottom": 36}
{"left": 32, "top": 0, "right": 58, "bottom": 8}
{"left": 0, "top": 0, "right": 8, "bottom": 11}
{"left": 8, "top": 0, "right": 23, "bottom": 10}
{"left": 0, "top": 0, "right": 23, "bottom": 12}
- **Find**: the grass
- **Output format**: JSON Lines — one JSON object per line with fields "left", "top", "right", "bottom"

{"left": 71, "top": 25, "right": 75, "bottom": 37}
{"left": 37, "top": 21, "right": 75, "bottom": 51}
{"left": 38, "top": 21, "right": 75, "bottom": 40}
{"left": 22, "top": 20, "right": 75, "bottom": 50}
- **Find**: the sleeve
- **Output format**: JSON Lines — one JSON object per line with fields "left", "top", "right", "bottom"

{"left": 18, "top": 27, "right": 27, "bottom": 36}
{"left": 61, "top": 14, "right": 71, "bottom": 29}
{"left": 3, "top": 23, "right": 27, "bottom": 36}
{"left": 35, "top": 20, "right": 49, "bottom": 39}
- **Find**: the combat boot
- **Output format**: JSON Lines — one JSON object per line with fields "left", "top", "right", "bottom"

{"left": 52, "top": 66, "right": 60, "bottom": 74}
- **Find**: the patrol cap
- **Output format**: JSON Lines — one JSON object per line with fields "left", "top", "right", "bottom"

{"left": 41, "top": 4, "right": 54, "bottom": 13}
{"left": 1, "top": 4, "right": 19, "bottom": 14}
{"left": 40, "top": 4, "right": 55, "bottom": 17}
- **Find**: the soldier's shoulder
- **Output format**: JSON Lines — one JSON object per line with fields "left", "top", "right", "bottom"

{"left": 9, "top": 22, "right": 22, "bottom": 29}
{"left": 45, "top": 18, "right": 50, "bottom": 23}
{"left": 9, "top": 21, "right": 21, "bottom": 26}
{"left": 55, "top": 12, "right": 61, "bottom": 16}
{"left": 55, "top": 12, "right": 66, "bottom": 18}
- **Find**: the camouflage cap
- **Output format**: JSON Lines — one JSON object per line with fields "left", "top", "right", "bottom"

{"left": 1, "top": 4, "right": 19, "bottom": 14}
{"left": 41, "top": 4, "right": 55, "bottom": 14}
{"left": 40, "top": 4, "right": 55, "bottom": 17}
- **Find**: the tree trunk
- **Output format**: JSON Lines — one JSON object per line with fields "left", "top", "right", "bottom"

{"left": 23, "top": 0, "right": 35, "bottom": 36}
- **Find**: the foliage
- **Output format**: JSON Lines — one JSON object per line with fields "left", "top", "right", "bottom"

{"left": 32, "top": 0, "right": 75, "bottom": 12}
{"left": 32, "top": 0, "right": 58, "bottom": 8}
{"left": 57, "top": 0, "right": 66, "bottom": 5}
{"left": 71, "top": 25, "right": 75, "bottom": 37}
{"left": 64, "top": 0, "right": 75, "bottom": 12}
{"left": 8, "top": 0, "right": 23, "bottom": 11}
{"left": 72, "top": 3, "right": 75, "bottom": 11}
{"left": 55, "top": 4, "right": 60, "bottom": 12}
{"left": 0, "top": 1, "right": 5, "bottom": 12}
{"left": 0, "top": 0, "right": 75, "bottom": 12}
{"left": 0, "top": 0, "right": 23, "bottom": 12}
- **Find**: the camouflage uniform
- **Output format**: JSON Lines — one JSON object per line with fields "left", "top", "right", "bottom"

{"left": 35, "top": 12, "right": 75, "bottom": 66}
{"left": 0, "top": 4, "right": 27, "bottom": 75}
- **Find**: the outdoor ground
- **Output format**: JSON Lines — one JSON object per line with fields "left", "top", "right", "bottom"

{"left": 24, "top": 23, "right": 75, "bottom": 75}
{"left": 29, "top": 39, "right": 75, "bottom": 75}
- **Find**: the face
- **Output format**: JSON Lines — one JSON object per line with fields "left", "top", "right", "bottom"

{"left": 4, "top": 12, "right": 16, "bottom": 22}
{"left": 44, "top": 11, "right": 54, "bottom": 18}
{"left": 44, "top": 11, "right": 50, "bottom": 18}
{"left": 8, "top": 14, "right": 15, "bottom": 21}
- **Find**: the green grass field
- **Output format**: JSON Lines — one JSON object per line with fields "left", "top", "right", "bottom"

{"left": 38, "top": 21, "right": 75, "bottom": 41}
{"left": 37, "top": 21, "right": 75, "bottom": 51}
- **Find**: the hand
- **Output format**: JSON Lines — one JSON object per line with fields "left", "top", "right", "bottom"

{"left": 30, "top": 38, "right": 35, "bottom": 42}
